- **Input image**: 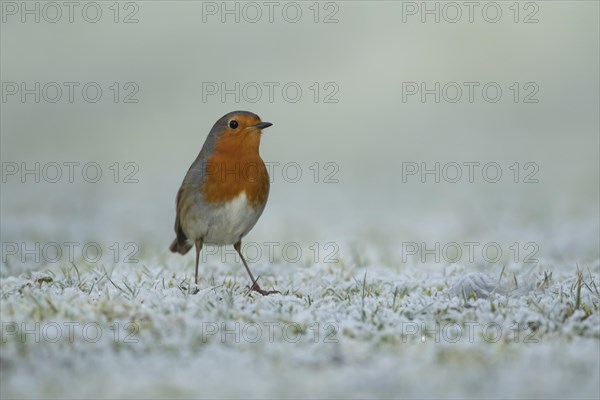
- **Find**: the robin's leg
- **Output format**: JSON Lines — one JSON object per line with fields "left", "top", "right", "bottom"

{"left": 194, "top": 239, "right": 202, "bottom": 285}
{"left": 234, "top": 241, "right": 279, "bottom": 296}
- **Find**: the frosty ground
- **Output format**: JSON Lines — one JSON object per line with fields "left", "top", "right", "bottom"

{"left": 1, "top": 165, "right": 598, "bottom": 399}
{"left": 1, "top": 245, "right": 599, "bottom": 399}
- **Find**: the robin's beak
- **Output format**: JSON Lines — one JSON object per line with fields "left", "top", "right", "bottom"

{"left": 253, "top": 122, "right": 273, "bottom": 130}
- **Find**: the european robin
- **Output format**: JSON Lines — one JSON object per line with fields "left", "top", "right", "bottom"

{"left": 169, "top": 111, "right": 279, "bottom": 295}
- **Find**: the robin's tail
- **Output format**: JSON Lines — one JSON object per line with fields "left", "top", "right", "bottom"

{"left": 169, "top": 238, "right": 193, "bottom": 255}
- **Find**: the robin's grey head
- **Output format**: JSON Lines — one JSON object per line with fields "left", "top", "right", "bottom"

{"left": 209, "top": 111, "right": 272, "bottom": 139}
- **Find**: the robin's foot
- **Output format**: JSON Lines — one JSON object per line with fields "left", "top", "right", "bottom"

{"left": 180, "top": 283, "right": 200, "bottom": 295}
{"left": 248, "top": 281, "right": 280, "bottom": 296}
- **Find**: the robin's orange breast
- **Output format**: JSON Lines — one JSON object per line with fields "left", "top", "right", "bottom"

{"left": 200, "top": 130, "right": 270, "bottom": 207}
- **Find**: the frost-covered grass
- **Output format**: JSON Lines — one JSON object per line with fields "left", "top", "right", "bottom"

{"left": 1, "top": 249, "right": 599, "bottom": 399}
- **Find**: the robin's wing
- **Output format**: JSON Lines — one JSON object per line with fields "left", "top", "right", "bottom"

{"left": 171, "top": 137, "right": 214, "bottom": 250}
{"left": 174, "top": 186, "right": 188, "bottom": 244}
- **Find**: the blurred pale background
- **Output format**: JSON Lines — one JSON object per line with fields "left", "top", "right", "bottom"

{"left": 1, "top": 1, "right": 599, "bottom": 274}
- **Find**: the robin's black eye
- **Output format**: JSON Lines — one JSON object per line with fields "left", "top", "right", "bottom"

{"left": 229, "top": 120, "right": 238, "bottom": 129}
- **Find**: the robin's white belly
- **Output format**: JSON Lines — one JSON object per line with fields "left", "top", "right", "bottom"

{"left": 182, "top": 192, "right": 265, "bottom": 245}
